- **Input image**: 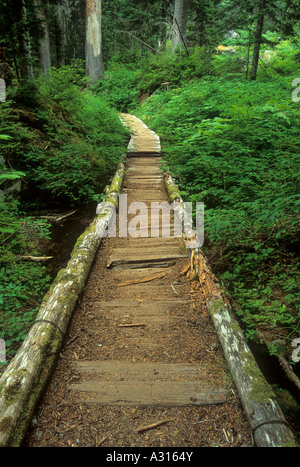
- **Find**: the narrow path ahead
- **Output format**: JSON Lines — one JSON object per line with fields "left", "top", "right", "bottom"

{"left": 25, "top": 115, "right": 251, "bottom": 447}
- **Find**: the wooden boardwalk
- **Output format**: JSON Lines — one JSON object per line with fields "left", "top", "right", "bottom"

{"left": 24, "top": 115, "right": 252, "bottom": 447}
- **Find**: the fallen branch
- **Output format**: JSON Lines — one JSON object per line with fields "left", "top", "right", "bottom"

{"left": 96, "top": 436, "right": 107, "bottom": 447}
{"left": 33, "top": 210, "right": 78, "bottom": 223}
{"left": 137, "top": 419, "right": 173, "bottom": 433}
{"left": 118, "top": 323, "right": 146, "bottom": 328}
{"left": 117, "top": 272, "right": 166, "bottom": 287}
{"left": 258, "top": 333, "right": 300, "bottom": 393}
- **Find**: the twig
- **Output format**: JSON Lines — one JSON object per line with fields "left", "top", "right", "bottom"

{"left": 118, "top": 323, "right": 146, "bottom": 328}
{"left": 117, "top": 30, "right": 158, "bottom": 54}
{"left": 96, "top": 436, "right": 107, "bottom": 447}
{"left": 117, "top": 272, "right": 166, "bottom": 287}
{"left": 66, "top": 335, "right": 79, "bottom": 347}
{"left": 32, "top": 210, "right": 77, "bottom": 223}
{"left": 223, "top": 428, "right": 230, "bottom": 444}
{"left": 192, "top": 419, "right": 214, "bottom": 424}
{"left": 137, "top": 419, "right": 173, "bottom": 433}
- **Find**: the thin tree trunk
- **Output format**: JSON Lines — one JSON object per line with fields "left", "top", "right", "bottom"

{"left": 245, "top": 29, "right": 251, "bottom": 79}
{"left": 35, "top": 0, "right": 51, "bottom": 74}
{"left": 85, "top": 0, "right": 104, "bottom": 83}
{"left": 250, "top": 0, "right": 266, "bottom": 80}
{"left": 160, "top": 0, "right": 169, "bottom": 48}
{"left": 55, "top": 0, "right": 69, "bottom": 67}
{"left": 18, "top": 0, "right": 35, "bottom": 81}
{"left": 171, "top": 0, "right": 189, "bottom": 52}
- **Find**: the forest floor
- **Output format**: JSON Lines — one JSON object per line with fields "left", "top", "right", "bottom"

{"left": 24, "top": 116, "right": 252, "bottom": 448}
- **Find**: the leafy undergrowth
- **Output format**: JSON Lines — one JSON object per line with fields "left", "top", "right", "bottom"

{"left": 0, "top": 62, "right": 130, "bottom": 369}
{"left": 136, "top": 71, "right": 300, "bottom": 364}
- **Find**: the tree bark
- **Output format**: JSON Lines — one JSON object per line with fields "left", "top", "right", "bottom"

{"left": 160, "top": 0, "right": 170, "bottom": 48}
{"left": 250, "top": 0, "right": 266, "bottom": 80}
{"left": 55, "top": 0, "right": 69, "bottom": 67}
{"left": 85, "top": 0, "right": 104, "bottom": 83}
{"left": 171, "top": 0, "right": 189, "bottom": 52}
{"left": 34, "top": 0, "right": 51, "bottom": 74}
{"left": 18, "top": 0, "right": 35, "bottom": 81}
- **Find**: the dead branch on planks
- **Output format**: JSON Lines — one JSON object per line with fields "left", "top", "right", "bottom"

{"left": 117, "top": 272, "right": 167, "bottom": 287}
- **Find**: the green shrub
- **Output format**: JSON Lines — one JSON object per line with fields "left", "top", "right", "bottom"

{"left": 0, "top": 192, "right": 51, "bottom": 368}
{"left": 94, "top": 63, "right": 139, "bottom": 112}
{"left": 0, "top": 64, "right": 129, "bottom": 208}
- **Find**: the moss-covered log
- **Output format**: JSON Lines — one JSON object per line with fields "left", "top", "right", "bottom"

{"left": 164, "top": 173, "right": 297, "bottom": 447}
{"left": 0, "top": 160, "right": 126, "bottom": 447}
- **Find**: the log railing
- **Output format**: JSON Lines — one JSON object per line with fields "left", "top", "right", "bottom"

{"left": 0, "top": 159, "right": 126, "bottom": 447}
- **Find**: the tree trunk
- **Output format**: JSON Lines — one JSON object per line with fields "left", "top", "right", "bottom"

{"left": 160, "top": 0, "right": 170, "bottom": 48}
{"left": 85, "top": 0, "right": 104, "bottom": 83}
{"left": 250, "top": 0, "right": 266, "bottom": 80}
{"left": 55, "top": 0, "right": 69, "bottom": 67}
{"left": 18, "top": 0, "right": 35, "bottom": 81}
{"left": 171, "top": 0, "right": 189, "bottom": 53}
{"left": 35, "top": 0, "right": 51, "bottom": 74}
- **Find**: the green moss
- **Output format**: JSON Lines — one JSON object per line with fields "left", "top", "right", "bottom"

{"left": 5, "top": 325, "right": 62, "bottom": 447}
{"left": 242, "top": 352, "right": 276, "bottom": 403}
{"left": 1, "top": 369, "right": 28, "bottom": 405}
{"left": 208, "top": 299, "right": 225, "bottom": 315}
{"left": 0, "top": 416, "right": 13, "bottom": 433}
{"left": 230, "top": 321, "right": 242, "bottom": 334}
{"left": 105, "top": 196, "right": 119, "bottom": 208}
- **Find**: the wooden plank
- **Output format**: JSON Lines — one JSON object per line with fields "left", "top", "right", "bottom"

{"left": 73, "top": 361, "right": 201, "bottom": 378}
{"left": 69, "top": 381, "right": 228, "bottom": 406}
{"left": 69, "top": 362, "right": 228, "bottom": 406}
{"left": 94, "top": 299, "right": 190, "bottom": 307}
{"left": 107, "top": 253, "right": 188, "bottom": 269}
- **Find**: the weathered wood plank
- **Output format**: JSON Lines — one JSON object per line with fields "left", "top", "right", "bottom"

{"left": 69, "top": 381, "right": 228, "bottom": 406}
{"left": 69, "top": 361, "right": 228, "bottom": 406}
{"left": 107, "top": 253, "right": 187, "bottom": 269}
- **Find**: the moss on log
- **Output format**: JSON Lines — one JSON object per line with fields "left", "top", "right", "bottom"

{"left": 0, "top": 160, "right": 126, "bottom": 447}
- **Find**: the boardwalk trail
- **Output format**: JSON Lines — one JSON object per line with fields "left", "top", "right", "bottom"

{"left": 25, "top": 115, "right": 251, "bottom": 447}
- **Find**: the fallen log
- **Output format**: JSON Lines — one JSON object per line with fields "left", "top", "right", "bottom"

{"left": 164, "top": 173, "right": 298, "bottom": 447}
{"left": 0, "top": 159, "right": 126, "bottom": 447}
{"left": 18, "top": 255, "right": 53, "bottom": 262}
